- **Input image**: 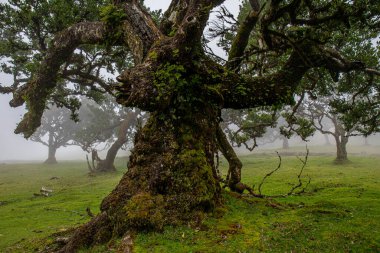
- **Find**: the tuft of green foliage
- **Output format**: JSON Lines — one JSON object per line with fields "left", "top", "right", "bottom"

{"left": 99, "top": 4, "right": 127, "bottom": 25}
{"left": 99, "top": 4, "right": 128, "bottom": 46}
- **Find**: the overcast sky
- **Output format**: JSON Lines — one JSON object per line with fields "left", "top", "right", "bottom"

{"left": 0, "top": 0, "right": 241, "bottom": 161}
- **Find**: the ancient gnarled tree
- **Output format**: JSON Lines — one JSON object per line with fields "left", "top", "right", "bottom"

{"left": 1, "top": 0, "right": 379, "bottom": 252}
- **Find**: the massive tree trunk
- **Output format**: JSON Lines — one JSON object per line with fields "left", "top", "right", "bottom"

{"left": 44, "top": 131, "right": 58, "bottom": 164}
{"left": 59, "top": 110, "right": 222, "bottom": 252}
{"left": 335, "top": 135, "right": 349, "bottom": 162}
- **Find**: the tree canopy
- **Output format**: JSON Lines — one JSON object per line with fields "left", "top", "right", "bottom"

{"left": 1, "top": 0, "right": 379, "bottom": 136}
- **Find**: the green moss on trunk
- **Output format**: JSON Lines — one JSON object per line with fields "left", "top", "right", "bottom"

{"left": 58, "top": 109, "right": 222, "bottom": 252}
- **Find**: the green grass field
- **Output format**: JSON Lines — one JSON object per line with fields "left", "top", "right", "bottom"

{"left": 0, "top": 147, "right": 379, "bottom": 252}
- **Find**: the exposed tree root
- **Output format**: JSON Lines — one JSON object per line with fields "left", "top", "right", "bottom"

{"left": 56, "top": 212, "right": 112, "bottom": 253}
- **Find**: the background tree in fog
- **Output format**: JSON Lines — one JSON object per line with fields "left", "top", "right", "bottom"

{"left": 30, "top": 105, "right": 79, "bottom": 164}
{"left": 0, "top": 0, "right": 138, "bottom": 169}
{"left": 73, "top": 96, "right": 142, "bottom": 172}
{"left": 222, "top": 108, "right": 315, "bottom": 151}
{"left": 287, "top": 24, "right": 380, "bottom": 162}
{"left": 221, "top": 108, "right": 277, "bottom": 151}
{"left": 30, "top": 96, "right": 141, "bottom": 167}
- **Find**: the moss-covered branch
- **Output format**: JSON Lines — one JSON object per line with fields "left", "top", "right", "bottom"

{"left": 11, "top": 22, "right": 108, "bottom": 138}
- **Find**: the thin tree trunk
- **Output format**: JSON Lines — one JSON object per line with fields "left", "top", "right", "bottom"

{"left": 44, "top": 131, "right": 58, "bottom": 164}
{"left": 96, "top": 115, "right": 135, "bottom": 172}
{"left": 332, "top": 116, "right": 349, "bottom": 162}
{"left": 216, "top": 125, "right": 243, "bottom": 192}
{"left": 335, "top": 135, "right": 349, "bottom": 162}
{"left": 92, "top": 113, "right": 137, "bottom": 172}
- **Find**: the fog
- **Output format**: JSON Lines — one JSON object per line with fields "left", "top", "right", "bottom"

{"left": 0, "top": 0, "right": 379, "bottom": 162}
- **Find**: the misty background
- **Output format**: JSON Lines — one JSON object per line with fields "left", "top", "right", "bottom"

{"left": 0, "top": 0, "right": 378, "bottom": 162}
{"left": 0, "top": 0, "right": 173, "bottom": 161}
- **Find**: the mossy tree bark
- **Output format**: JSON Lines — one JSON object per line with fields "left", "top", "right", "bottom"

{"left": 60, "top": 110, "right": 222, "bottom": 252}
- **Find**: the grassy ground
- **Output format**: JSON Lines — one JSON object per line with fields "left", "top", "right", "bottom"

{"left": 0, "top": 147, "right": 379, "bottom": 252}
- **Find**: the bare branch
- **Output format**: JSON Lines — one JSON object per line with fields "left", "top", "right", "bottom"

{"left": 258, "top": 152, "right": 282, "bottom": 195}
{"left": 238, "top": 148, "right": 311, "bottom": 198}
{"left": 365, "top": 68, "right": 380, "bottom": 76}
{"left": 287, "top": 147, "right": 309, "bottom": 196}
